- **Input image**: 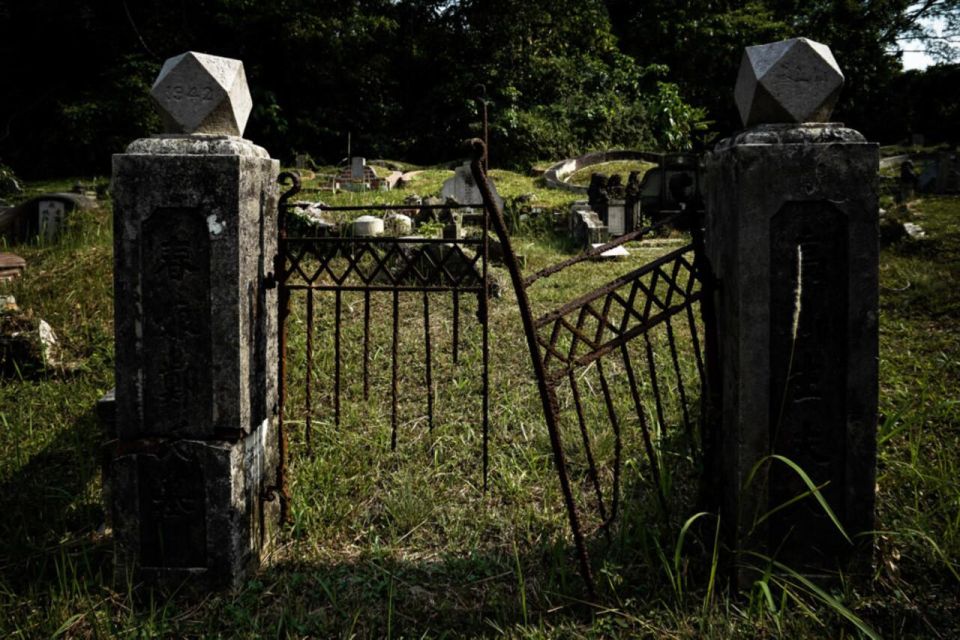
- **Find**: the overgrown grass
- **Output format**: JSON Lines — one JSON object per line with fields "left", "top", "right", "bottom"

{"left": 566, "top": 160, "right": 659, "bottom": 186}
{"left": 0, "top": 178, "right": 957, "bottom": 637}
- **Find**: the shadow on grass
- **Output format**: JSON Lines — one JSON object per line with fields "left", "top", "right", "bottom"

{"left": 0, "top": 403, "right": 111, "bottom": 594}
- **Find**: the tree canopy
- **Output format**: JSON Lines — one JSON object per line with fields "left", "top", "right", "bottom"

{"left": 0, "top": 0, "right": 956, "bottom": 177}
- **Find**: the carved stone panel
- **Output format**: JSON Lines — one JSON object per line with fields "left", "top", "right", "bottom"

{"left": 142, "top": 208, "right": 212, "bottom": 437}
{"left": 138, "top": 448, "right": 207, "bottom": 568}
{"left": 769, "top": 201, "right": 848, "bottom": 564}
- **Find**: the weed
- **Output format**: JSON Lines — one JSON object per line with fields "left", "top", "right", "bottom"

{"left": 0, "top": 180, "right": 957, "bottom": 637}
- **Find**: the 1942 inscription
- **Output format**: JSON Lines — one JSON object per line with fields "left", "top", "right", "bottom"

{"left": 165, "top": 85, "right": 215, "bottom": 102}
{"left": 142, "top": 208, "right": 211, "bottom": 436}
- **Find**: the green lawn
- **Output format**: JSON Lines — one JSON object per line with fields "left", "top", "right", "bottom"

{"left": 0, "top": 173, "right": 957, "bottom": 638}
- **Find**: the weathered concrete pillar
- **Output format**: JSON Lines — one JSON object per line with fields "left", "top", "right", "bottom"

{"left": 704, "top": 38, "right": 878, "bottom": 581}
{"left": 108, "top": 52, "right": 280, "bottom": 590}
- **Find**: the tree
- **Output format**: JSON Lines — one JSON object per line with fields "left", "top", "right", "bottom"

{"left": 605, "top": 0, "right": 959, "bottom": 140}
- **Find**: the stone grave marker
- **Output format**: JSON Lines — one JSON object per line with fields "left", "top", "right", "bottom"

{"left": 37, "top": 200, "right": 66, "bottom": 242}
{"left": 353, "top": 215, "right": 384, "bottom": 236}
{"left": 351, "top": 156, "right": 367, "bottom": 178}
{"left": 109, "top": 52, "right": 279, "bottom": 591}
{"left": 441, "top": 161, "right": 504, "bottom": 211}
{"left": 705, "top": 37, "right": 878, "bottom": 583}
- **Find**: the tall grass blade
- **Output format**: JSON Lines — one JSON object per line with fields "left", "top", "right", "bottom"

{"left": 746, "top": 454, "right": 851, "bottom": 544}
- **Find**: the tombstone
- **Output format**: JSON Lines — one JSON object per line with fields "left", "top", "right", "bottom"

{"left": 441, "top": 161, "right": 504, "bottom": 211}
{"left": 0, "top": 253, "right": 25, "bottom": 280}
{"left": 336, "top": 157, "right": 383, "bottom": 191}
{"left": 417, "top": 196, "right": 444, "bottom": 225}
{"left": 384, "top": 212, "right": 412, "bottom": 236}
{"left": 705, "top": 38, "right": 878, "bottom": 584}
{"left": 108, "top": 52, "right": 280, "bottom": 591}
{"left": 605, "top": 199, "right": 627, "bottom": 236}
{"left": 600, "top": 175, "right": 626, "bottom": 236}
{"left": 350, "top": 156, "right": 366, "bottom": 178}
{"left": 625, "top": 171, "right": 643, "bottom": 230}
{"left": 443, "top": 211, "right": 464, "bottom": 240}
{"left": 352, "top": 215, "right": 384, "bottom": 237}
{"left": 37, "top": 200, "right": 66, "bottom": 243}
{"left": 898, "top": 160, "right": 917, "bottom": 202}
{"left": 569, "top": 203, "right": 608, "bottom": 248}
{"left": 936, "top": 151, "right": 959, "bottom": 194}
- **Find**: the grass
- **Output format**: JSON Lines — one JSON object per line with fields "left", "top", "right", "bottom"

{"left": 0, "top": 170, "right": 957, "bottom": 637}
{"left": 566, "top": 160, "right": 659, "bottom": 187}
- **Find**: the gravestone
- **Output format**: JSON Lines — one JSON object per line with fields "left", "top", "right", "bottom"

{"left": 37, "top": 200, "right": 66, "bottom": 242}
{"left": 384, "top": 212, "right": 412, "bottom": 236}
{"left": 605, "top": 199, "right": 626, "bottom": 235}
{"left": 0, "top": 253, "right": 25, "bottom": 280}
{"left": 569, "top": 203, "right": 608, "bottom": 248}
{"left": 898, "top": 160, "right": 917, "bottom": 202}
{"left": 441, "top": 161, "right": 504, "bottom": 211}
{"left": 351, "top": 156, "right": 366, "bottom": 178}
{"left": 352, "top": 215, "right": 384, "bottom": 237}
{"left": 936, "top": 151, "right": 959, "bottom": 194}
{"left": 108, "top": 52, "right": 280, "bottom": 590}
{"left": 705, "top": 38, "right": 878, "bottom": 583}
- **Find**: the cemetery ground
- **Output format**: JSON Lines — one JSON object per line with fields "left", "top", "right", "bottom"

{"left": 0, "top": 166, "right": 957, "bottom": 638}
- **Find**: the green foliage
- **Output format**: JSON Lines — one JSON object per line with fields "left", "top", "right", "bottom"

{"left": 0, "top": 0, "right": 703, "bottom": 175}
{"left": 1, "top": 177, "right": 960, "bottom": 637}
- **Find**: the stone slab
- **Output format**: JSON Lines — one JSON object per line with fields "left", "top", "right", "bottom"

{"left": 704, "top": 123, "right": 878, "bottom": 578}
{"left": 112, "top": 136, "right": 279, "bottom": 441}
{"left": 108, "top": 421, "right": 280, "bottom": 591}
{"left": 590, "top": 244, "right": 629, "bottom": 259}
{"left": 441, "top": 162, "right": 504, "bottom": 210}
{"left": 0, "top": 252, "right": 25, "bottom": 280}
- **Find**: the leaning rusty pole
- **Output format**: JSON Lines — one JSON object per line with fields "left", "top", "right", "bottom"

{"left": 468, "top": 139, "right": 597, "bottom": 596}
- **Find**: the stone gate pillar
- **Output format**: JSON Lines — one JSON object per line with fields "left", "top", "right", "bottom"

{"left": 108, "top": 52, "right": 280, "bottom": 589}
{"left": 704, "top": 39, "right": 878, "bottom": 581}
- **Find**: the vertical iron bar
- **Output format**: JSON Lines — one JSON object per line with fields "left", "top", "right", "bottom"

{"left": 596, "top": 360, "right": 621, "bottom": 527}
{"left": 335, "top": 289, "right": 342, "bottom": 428}
{"left": 363, "top": 289, "right": 371, "bottom": 401}
{"left": 481, "top": 201, "right": 490, "bottom": 491}
{"left": 305, "top": 290, "right": 314, "bottom": 453}
{"left": 452, "top": 290, "right": 460, "bottom": 365}
{"left": 620, "top": 342, "right": 670, "bottom": 517}
{"left": 569, "top": 370, "right": 608, "bottom": 523}
{"left": 470, "top": 141, "right": 596, "bottom": 597}
{"left": 274, "top": 171, "right": 300, "bottom": 525}
{"left": 666, "top": 320, "right": 696, "bottom": 459}
{"left": 276, "top": 274, "right": 292, "bottom": 523}
{"left": 690, "top": 219, "right": 723, "bottom": 508}
{"left": 391, "top": 290, "right": 399, "bottom": 451}
{"left": 686, "top": 303, "right": 706, "bottom": 386}
{"left": 476, "top": 87, "right": 490, "bottom": 172}
{"left": 644, "top": 333, "right": 668, "bottom": 440}
{"left": 423, "top": 291, "right": 434, "bottom": 432}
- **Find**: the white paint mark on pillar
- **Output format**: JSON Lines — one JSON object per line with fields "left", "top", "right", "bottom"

{"left": 207, "top": 214, "right": 225, "bottom": 235}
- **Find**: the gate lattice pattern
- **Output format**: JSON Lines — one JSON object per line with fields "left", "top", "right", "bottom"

{"left": 274, "top": 144, "right": 717, "bottom": 596}
{"left": 274, "top": 172, "right": 492, "bottom": 517}
{"left": 466, "top": 141, "right": 717, "bottom": 596}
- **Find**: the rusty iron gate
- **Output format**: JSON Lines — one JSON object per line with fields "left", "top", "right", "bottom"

{"left": 465, "top": 141, "right": 718, "bottom": 596}
{"left": 273, "top": 171, "right": 492, "bottom": 520}
{"left": 274, "top": 143, "right": 717, "bottom": 597}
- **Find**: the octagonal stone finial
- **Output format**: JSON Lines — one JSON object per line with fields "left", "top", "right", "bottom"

{"left": 734, "top": 38, "right": 843, "bottom": 128}
{"left": 151, "top": 52, "right": 253, "bottom": 137}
